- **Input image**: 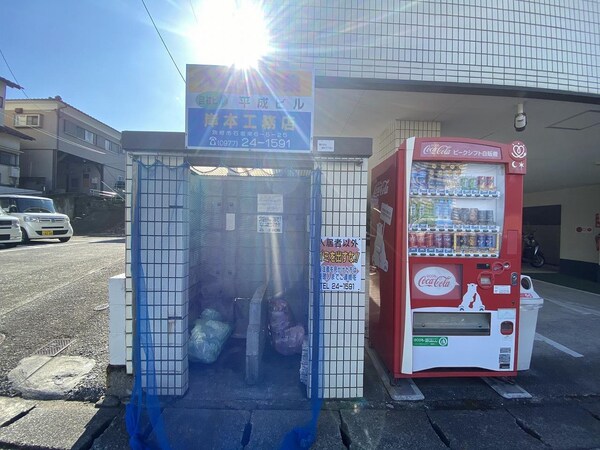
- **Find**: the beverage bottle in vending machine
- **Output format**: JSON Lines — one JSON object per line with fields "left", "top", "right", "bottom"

{"left": 409, "top": 199, "right": 420, "bottom": 226}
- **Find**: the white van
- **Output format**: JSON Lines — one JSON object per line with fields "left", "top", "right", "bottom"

{"left": 0, "top": 195, "right": 74, "bottom": 244}
{"left": 0, "top": 207, "right": 22, "bottom": 247}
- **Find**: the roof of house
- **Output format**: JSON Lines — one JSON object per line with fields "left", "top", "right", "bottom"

{"left": 6, "top": 97, "right": 121, "bottom": 135}
{"left": 0, "top": 125, "right": 35, "bottom": 141}
{"left": 0, "top": 76, "right": 23, "bottom": 90}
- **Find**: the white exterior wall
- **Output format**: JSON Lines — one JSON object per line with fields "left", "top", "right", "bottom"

{"left": 125, "top": 153, "right": 189, "bottom": 397}
{"left": 309, "top": 157, "right": 368, "bottom": 398}
{"left": 524, "top": 185, "right": 600, "bottom": 266}
{"left": 272, "top": 1, "right": 600, "bottom": 95}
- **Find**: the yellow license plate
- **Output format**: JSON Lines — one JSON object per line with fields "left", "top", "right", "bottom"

{"left": 42, "top": 230, "right": 54, "bottom": 236}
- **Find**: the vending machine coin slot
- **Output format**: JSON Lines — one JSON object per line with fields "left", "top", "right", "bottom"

{"left": 478, "top": 272, "right": 493, "bottom": 287}
{"left": 511, "top": 272, "right": 518, "bottom": 285}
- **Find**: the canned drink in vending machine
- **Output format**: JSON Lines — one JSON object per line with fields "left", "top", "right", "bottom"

{"left": 477, "top": 209, "right": 487, "bottom": 224}
{"left": 467, "top": 233, "right": 477, "bottom": 249}
{"left": 416, "top": 232, "right": 426, "bottom": 250}
{"left": 486, "top": 210, "right": 495, "bottom": 225}
{"left": 408, "top": 232, "right": 418, "bottom": 250}
{"left": 486, "top": 176, "right": 496, "bottom": 191}
{"left": 468, "top": 177, "right": 479, "bottom": 191}
{"left": 424, "top": 232, "right": 435, "bottom": 249}
{"left": 434, "top": 233, "right": 444, "bottom": 250}
{"left": 451, "top": 207, "right": 461, "bottom": 223}
{"left": 456, "top": 233, "right": 466, "bottom": 250}
{"left": 468, "top": 208, "right": 479, "bottom": 224}
{"left": 460, "top": 177, "right": 470, "bottom": 191}
{"left": 442, "top": 232, "right": 453, "bottom": 253}
{"left": 476, "top": 233, "right": 486, "bottom": 250}
{"left": 477, "top": 176, "right": 487, "bottom": 191}
{"left": 486, "top": 233, "right": 497, "bottom": 250}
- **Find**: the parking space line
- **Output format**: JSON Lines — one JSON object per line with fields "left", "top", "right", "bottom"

{"left": 543, "top": 297, "right": 600, "bottom": 316}
{"left": 1, "top": 241, "right": 86, "bottom": 252}
{"left": 535, "top": 333, "right": 584, "bottom": 358}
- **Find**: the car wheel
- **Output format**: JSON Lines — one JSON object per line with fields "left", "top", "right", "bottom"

{"left": 59, "top": 237, "right": 71, "bottom": 243}
{"left": 20, "top": 228, "right": 30, "bottom": 244}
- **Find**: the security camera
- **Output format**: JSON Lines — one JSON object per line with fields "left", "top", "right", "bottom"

{"left": 514, "top": 103, "right": 527, "bottom": 132}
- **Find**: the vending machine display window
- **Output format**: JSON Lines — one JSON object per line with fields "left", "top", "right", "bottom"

{"left": 408, "top": 162, "right": 505, "bottom": 258}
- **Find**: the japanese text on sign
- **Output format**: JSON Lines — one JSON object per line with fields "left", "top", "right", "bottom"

{"left": 320, "top": 237, "right": 362, "bottom": 292}
{"left": 257, "top": 215, "right": 282, "bottom": 233}
{"left": 186, "top": 65, "right": 314, "bottom": 152}
{"left": 420, "top": 143, "right": 501, "bottom": 160}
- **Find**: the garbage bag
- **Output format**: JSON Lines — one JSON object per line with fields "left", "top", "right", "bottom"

{"left": 268, "top": 299, "right": 304, "bottom": 355}
{"left": 200, "top": 308, "right": 223, "bottom": 321}
{"left": 268, "top": 299, "right": 293, "bottom": 335}
{"left": 189, "top": 309, "right": 232, "bottom": 363}
{"left": 273, "top": 324, "right": 305, "bottom": 356}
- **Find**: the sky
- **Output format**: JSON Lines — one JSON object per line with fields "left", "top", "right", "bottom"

{"left": 0, "top": 0, "right": 272, "bottom": 133}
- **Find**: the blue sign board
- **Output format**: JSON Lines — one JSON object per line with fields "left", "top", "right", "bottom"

{"left": 186, "top": 65, "right": 314, "bottom": 152}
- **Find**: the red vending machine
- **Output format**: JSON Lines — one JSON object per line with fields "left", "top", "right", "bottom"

{"left": 370, "top": 137, "right": 527, "bottom": 379}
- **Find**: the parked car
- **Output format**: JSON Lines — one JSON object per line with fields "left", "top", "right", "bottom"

{"left": 0, "top": 207, "right": 22, "bottom": 247}
{"left": 0, "top": 195, "right": 73, "bottom": 244}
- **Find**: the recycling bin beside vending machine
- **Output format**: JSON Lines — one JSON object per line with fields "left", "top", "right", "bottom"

{"left": 518, "top": 275, "right": 544, "bottom": 370}
{"left": 370, "top": 137, "right": 528, "bottom": 379}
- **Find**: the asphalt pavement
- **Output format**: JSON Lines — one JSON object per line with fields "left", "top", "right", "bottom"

{"left": 1, "top": 239, "right": 600, "bottom": 449}
{"left": 0, "top": 236, "right": 125, "bottom": 400}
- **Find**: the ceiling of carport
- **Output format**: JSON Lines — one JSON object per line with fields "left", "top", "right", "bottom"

{"left": 313, "top": 88, "right": 600, "bottom": 193}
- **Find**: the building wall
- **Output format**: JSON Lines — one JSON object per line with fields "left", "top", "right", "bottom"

{"left": 19, "top": 149, "right": 54, "bottom": 192}
{"left": 5, "top": 99, "right": 125, "bottom": 192}
{"left": 3, "top": 100, "right": 58, "bottom": 149}
{"left": 125, "top": 153, "right": 189, "bottom": 396}
{"left": 524, "top": 184, "right": 600, "bottom": 279}
{"left": 309, "top": 157, "right": 368, "bottom": 399}
{"left": 272, "top": 0, "right": 600, "bottom": 95}
{"left": 0, "top": 81, "right": 6, "bottom": 110}
{"left": 0, "top": 134, "right": 21, "bottom": 187}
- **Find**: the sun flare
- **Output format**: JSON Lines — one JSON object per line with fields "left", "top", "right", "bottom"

{"left": 187, "top": 0, "right": 271, "bottom": 69}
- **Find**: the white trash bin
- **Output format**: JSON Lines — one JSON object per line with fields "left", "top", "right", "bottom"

{"left": 518, "top": 275, "right": 544, "bottom": 370}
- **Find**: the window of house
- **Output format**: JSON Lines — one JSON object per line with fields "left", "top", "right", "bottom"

{"left": 64, "top": 120, "right": 97, "bottom": 145}
{"left": 14, "top": 113, "right": 42, "bottom": 128}
{"left": 0, "top": 151, "right": 18, "bottom": 166}
{"left": 84, "top": 129, "right": 96, "bottom": 144}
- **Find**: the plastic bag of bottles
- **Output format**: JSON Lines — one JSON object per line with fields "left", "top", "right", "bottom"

{"left": 189, "top": 308, "right": 233, "bottom": 363}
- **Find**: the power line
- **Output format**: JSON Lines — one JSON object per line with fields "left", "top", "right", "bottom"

{"left": 189, "top": 0, "right": 198, "bottom": 24}
{"left": 140, "top": 0, "right": 186, "bottom": 84}
{"left": 0, "top": 47, "right": 24, "bottom": 91}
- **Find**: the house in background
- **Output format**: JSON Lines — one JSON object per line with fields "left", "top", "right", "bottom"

{"left": 0, "top": 76, "right": 35, "bottom": 193}
{"left": 4, "top": 97, "right": 124, "bottom": 194}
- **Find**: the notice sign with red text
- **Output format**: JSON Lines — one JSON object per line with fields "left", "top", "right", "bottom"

{"left": 320, "top": 237, "right": 362, "bottom": 292}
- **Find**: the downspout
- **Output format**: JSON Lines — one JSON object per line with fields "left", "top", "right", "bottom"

{"left": 54, "top": 101, "right": 68, "bottom": 193}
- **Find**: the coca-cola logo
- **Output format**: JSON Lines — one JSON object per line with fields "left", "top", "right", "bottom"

{"left": 422, "top": 144, "right": 452, "bottom": 156}
{"left": 414, "top": 267, "right": 458, "bottom": 296}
